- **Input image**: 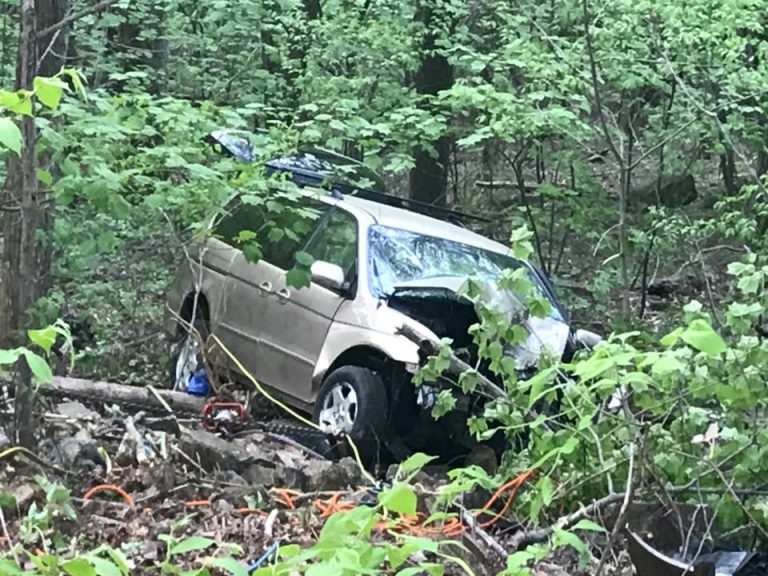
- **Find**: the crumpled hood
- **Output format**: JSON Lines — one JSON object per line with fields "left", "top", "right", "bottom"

{"left": 390, "top": 275, "right": 571, "bottom": 370}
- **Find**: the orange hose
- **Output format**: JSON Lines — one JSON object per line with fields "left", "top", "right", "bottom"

{"left": 478, "top": 469, "right": 532, "bottom": 528}
{"left": 184, "top": 499, "right": 211, "bottom": 507}
{"left": 271, "top": 488, "right": 300, "bottom": 509}
{"left": 82, "top": 484, "right": 134, "bottom": 507}
{"left": 236, "top": 507, "right": 269, "bottom": 515}
{"left": 313, "top": 493, "right": 356, "bottom": 517}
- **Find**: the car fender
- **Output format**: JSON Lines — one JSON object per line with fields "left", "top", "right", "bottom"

{"left": 312, "top": 312, "right": 435, "bottom": 388}
{"left": 164, "top": 249, "right": 232, "bottom": 338}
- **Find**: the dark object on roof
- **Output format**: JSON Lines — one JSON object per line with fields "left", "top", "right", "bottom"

{"left": 205, "top": 129, "right": 488, "bottom": 226}
{"left": 206, "top": 129, "right": 385, "bottom": 193}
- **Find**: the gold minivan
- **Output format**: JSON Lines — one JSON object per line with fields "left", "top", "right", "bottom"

{"left": 164, "top": 183, "right": 598, "bottom": 458}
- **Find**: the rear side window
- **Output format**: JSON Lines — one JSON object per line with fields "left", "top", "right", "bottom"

{"left": 214, "top": 195, "right": 326, "bottom": 270}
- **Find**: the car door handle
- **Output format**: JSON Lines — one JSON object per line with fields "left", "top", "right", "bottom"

{"left": 276, "top": 287, "right": 291, "bottom": 302}
{"left": 259, "top": 281, "right": 273, "bottom": 293}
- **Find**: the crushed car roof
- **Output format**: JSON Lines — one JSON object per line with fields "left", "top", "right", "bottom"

{"left": 340, "top": 195, "right": 514, "bottom": 258}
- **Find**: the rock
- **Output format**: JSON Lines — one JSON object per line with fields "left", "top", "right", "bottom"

{"left": 178, "top": 428, "right": 255, "bottom": 472}
{"left": 213, "top": 498, "right": 234, "bottom": 515}
{"left": 244, "top": 462, "right": 277, "bottom": 486}
{"left": 56, "top": 400, "right": 98, "bottom": 420}
{"left": 303, "top": 457, "right": 363, "bottom": 492}
{"left": 302, "top": 460, "right": 334, "bottom": 491}
{"left": 0, "top": 482, "right": 38, "bottom": 516}
{"left": 48, "top": 429, "right": 104, "bottom": 469}
{"left": 631, "top": 173, "right": 698, "bottom": 207}
{"left": 532, "top": 562, "right": 572, "bottom": 576}
{"left": 139, "top": 461, "right": 177, "bottom": 493}
{"left": 216, "top": 470, "right": 248, "bottom": 486}
{"left": 277, "top": 464, "right": 308, "bottom": 490}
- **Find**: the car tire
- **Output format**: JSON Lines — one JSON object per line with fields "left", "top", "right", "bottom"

{"left": 169, "top": 318, "right": 209, "bottom": 391}
{"left": 312, "top": 366, "right": 388, "bottom": 462}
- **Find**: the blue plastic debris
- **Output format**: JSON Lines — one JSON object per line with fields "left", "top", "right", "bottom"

{"left": 246, "top": 541, "right": 279, "bottom": 573}
{"left": 186, "top": 368, "right": 210, "bottom": 396}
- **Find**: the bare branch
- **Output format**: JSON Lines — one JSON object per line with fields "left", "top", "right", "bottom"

{"left": 35, "top": 0, "right": 119, "bottom": 41}
{"left": 582, "top": 0, "right": 622, "bottom": 168}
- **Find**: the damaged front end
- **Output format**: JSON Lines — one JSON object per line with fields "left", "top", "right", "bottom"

{"left": 383, "top": 274, "right": 584, "bottom": 457}
{"left": 387, "top": 274, "right": 573, "bottom": 379}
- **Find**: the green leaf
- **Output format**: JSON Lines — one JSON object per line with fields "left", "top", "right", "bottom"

{"left": 0, "top": 117, "right": 22, "bottom": 154}
{"left": 539, "top": 476, "right": 553, "bottom": 506}
{"left": 572, "top": 519, "right": 606, "bottom": 532}
{"left": 206, "top": 557, "right": 249, "bottom": 576}
{"left": 379, "top": 483, "right": 417, "bottom": 515}
{"left": 88, "top": 557, "right": 122, "bottom": 576}
{"left": 387, "top": 542, "right": 421, "bottom": 570}
{"left": 28, "top": 325, "right": 57, "bottom": 353}
{"left": 62, "top": 558, "right": 97, "bottom": 576}
{"left": 37, "top": 169, "right": 53, "bottom": 186}
{"left": 242, "top": 243, "right": 263, "bottom": 263}
{"left": 506, "top": 549, "right": 535, "bottom": 572}
{"left": 169, "top": 535, "right": 215, "bottom": 556}
{"left": 553, "top": 527, "right": 589, "bottom": 558}
{"left": 104, "top": 548, "right": 129, "bottom": 576}
{"left": 651, "top": 355, "right": 684, "bottom": 375}
{"left": 294, "top": 250, "right": 314, "bottom": 267}
{"left": 23, "top": 350, "right": 53, "bottom": 383}
{"left": 0, "top": 348, "right": 21, "bottom": 365}
{"left": 431, "top": 389, "right": 456, "bottom": 418}
{"left": 0, "top": 558, "right": 25, "bottom": 575}
{"left": 0, "top": 90, "right": 31, "bottom": 115}
{"left": 560, "top": 436, "right": 578, "bottom": 455}
{"left": 286, "top": 266, "right": 311, "bottom": 289}
{"left": 399, "top": 453, "right": 437, "bottom": 474}
{"left": 680, "top": 319, "right": 727, "bottom": 356}
{"left": 659, "top": 327, "right": 683, "bottom": 347}
{"left": 33, "top": 76, "right": 66, "bottom": 109}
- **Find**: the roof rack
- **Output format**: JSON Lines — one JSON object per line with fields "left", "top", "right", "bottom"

{"left": 346, "top": 188, "right": 490, "bottom": 226}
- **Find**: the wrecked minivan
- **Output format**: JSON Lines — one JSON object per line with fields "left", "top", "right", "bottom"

{"left": 165, "top": 139, "right": 597, "bottom": 460}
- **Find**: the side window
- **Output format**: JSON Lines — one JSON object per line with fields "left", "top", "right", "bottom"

{"left": 303, "top": 208, "right": 358, "bottom": 282}
{"left": 214, "top": 195, "right": 327, "bottom": 270}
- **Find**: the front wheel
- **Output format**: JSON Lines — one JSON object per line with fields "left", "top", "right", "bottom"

{"left": 312, "top": 366, "right": 388, "bottom": 462}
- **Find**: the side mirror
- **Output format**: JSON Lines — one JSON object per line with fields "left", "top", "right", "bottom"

{"left": 574, "top": 328, "right": 602, "bottom": 350}
{"left": 311, "top": 260, "right": 345, "bottom": 292}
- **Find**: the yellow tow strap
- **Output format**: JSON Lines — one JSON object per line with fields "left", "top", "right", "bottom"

{"left": 0, "top": 445, "right": 71, "bottom": 475}
{"left": 209, "top": 333, "right": 376, "bottom": 485}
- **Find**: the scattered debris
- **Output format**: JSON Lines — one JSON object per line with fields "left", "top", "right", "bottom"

{"left": 48, "top": 428, "right": 104, "bottom": 469}
{"left": 625, "top": 503, "right": 768, "bottom": 576}
{"left": 55, "top": 400, "right": 99, "bottom": 420}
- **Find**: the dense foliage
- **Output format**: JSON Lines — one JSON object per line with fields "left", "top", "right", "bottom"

{"left": 1, "top": 0, "right": 768, "bottom": 574}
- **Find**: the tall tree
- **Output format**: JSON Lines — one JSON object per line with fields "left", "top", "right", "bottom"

{"left": 0, "top": 0, "right": 70, "bottom": 445}
{"left": 409, "top": 0, "right": 453, "bottom": 206}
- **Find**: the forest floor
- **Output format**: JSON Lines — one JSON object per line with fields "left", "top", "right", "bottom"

{"left": 0, "top": 393, "right": 633, "bottom": 576}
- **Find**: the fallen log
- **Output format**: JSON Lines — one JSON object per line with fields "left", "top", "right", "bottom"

{"left": 38, "top": 376, "right": 206, "bottom": 415}
{"left": 397, "top": 324, "right": 506, "bottom": 399}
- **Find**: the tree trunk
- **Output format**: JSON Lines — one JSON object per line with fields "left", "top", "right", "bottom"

{"left": 409, "top": 0, "right": 453, "bottom": 206}
{"left": 1, "top": 0, "right": 38, "bottom": 447}
{"left": 34, "top": 0, "right": 70, "bottom": 296}
{"left": 718, "top": 111, "right": 737, "bottom": 195}
{"left": 105, "top": 0, "right": 167, "bottom": 93}
{"left": 0, "top": 0, "right": 70, "bottom": 446}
